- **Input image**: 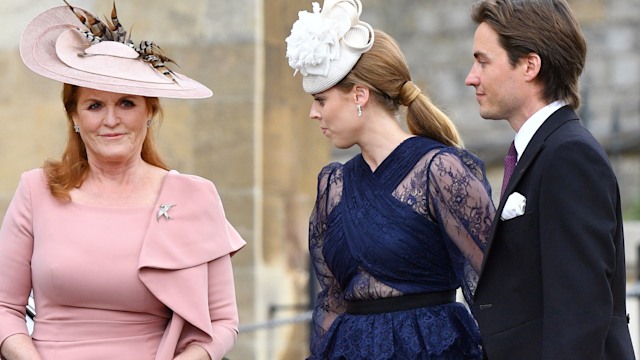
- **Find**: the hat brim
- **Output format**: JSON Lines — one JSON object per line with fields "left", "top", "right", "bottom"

{"left": 20, "top": 6, "right": 213, "bottom": 99}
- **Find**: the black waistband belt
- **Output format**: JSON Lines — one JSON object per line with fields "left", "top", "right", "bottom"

{"left": 345, "top": 290, "right": 456, "bottom": 315}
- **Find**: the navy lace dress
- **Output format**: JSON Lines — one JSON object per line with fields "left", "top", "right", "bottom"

{"left": 308, "top": 136, "right": 495, "bottom": 359}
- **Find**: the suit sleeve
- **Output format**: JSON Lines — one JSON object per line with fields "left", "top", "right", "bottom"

{"left": 538, "top": 139, "right": 619, "bottom": 359}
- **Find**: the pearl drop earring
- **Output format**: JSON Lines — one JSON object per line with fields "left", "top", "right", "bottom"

{"left": 357, "top": 104, "right": 362, "bottom": 117}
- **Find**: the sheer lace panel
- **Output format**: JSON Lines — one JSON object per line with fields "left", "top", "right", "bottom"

{"left": 426, "top": 148, "right": 494, "bottom": 304}
{"left": 345, "top": 267, "right": 402, "bottom": 301}
{"left": 309, "top": 163, "right": 346, "bottom": 352}
{"left": 392, "top": 148, "right": 494, "bottom": 305}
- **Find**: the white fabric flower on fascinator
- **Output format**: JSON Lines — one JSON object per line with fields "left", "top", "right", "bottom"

{"left": 285, "top": 0, "right": 374, "bottom": 94}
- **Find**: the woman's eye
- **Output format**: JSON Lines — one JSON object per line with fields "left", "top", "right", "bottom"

{"left": 88, "top": 103, "right": 102, "bottom": 110}
{"left": 120, "top": 100, "right": 135, "bottom": 108}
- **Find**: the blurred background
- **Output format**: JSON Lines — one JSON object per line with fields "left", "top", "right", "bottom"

{"left": 2, "top": 0, "right": 640, "bottom": 359}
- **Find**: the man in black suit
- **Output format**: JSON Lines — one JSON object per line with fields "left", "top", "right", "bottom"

{"left": 465, "top": 0, "right": 636, "bottom": 359}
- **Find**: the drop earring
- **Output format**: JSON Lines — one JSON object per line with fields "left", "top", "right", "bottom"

{"left": 73, "top": 124, "right": 80, "bottom": 133}
{"left": 357, "top": 104, "right": 362, "bottom": 117}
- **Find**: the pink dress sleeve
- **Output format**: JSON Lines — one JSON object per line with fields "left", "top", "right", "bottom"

{"left": 0, "top": 173, "right": 36, "bottom": 345}
{"left": 175, "top": 254, "right": 239, "bottom": 359}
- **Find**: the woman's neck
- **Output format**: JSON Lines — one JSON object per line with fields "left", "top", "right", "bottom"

{"left": 358, "top": 115, "right": 413, "bottom": 172}
{"left": 72, "top": 160, "right": 168, "bottom": 207}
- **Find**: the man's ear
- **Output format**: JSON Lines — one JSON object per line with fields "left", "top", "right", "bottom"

{"left": 523, "top": 53, "right": 541, "bottom": 82}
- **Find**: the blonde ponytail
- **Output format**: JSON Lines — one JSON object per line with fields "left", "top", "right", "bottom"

{"left": 336, "top": 30, "right": 463, "bottom": 148}
{"left": 402, "top": 82, "right": 462, "bottom": 147}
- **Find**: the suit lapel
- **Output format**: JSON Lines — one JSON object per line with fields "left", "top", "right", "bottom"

{"left": 478, "top": 106, "right": 580, "bottom": 275}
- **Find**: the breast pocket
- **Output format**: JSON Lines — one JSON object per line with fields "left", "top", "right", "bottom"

{"left": 500, "top": 210, "right": 534, "bottom": 236}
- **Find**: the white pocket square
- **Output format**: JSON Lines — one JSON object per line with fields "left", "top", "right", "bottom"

{"left": 501, "top": 192, "right": 526, "bottom": 221}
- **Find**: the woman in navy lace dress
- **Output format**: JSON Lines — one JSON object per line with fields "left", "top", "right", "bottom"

{"left": 286, "top": 1, "right": 495, "bottom": 358}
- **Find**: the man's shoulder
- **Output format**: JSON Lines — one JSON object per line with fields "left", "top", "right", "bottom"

{"left": 546, "top": 118, "right": 603, "bottom": 151}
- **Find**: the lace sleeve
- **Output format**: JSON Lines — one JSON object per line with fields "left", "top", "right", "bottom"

{"left": 427, "top": 148, "right": 495, "bottom": 305}
{"left": 308, "top": 163, "right": 346, "bottom": 355}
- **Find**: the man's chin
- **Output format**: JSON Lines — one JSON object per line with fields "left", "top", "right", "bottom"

{"left": 478, "top": 109, "right": 502, "bottom": 120}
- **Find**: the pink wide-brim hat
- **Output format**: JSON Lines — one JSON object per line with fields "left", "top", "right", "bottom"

{"left": 20, "top": 6, "right": 212, "bottom": 99}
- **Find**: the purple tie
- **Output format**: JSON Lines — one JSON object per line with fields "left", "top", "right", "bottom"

{"left": 500, "top": 141, "right": 517, "bottom": 198}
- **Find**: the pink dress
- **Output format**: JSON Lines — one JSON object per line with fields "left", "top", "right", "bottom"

{"left": 0, "top": 169, "right": 245, "bottom": 360}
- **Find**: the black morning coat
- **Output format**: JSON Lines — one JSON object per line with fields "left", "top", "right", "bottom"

{"left": 473, "top": 106, "right": 636, "bottom": 360}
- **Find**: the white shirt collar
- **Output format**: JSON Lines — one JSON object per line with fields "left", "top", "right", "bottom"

{"left": 513, "top": 100, "right": 567, "bottom": 161}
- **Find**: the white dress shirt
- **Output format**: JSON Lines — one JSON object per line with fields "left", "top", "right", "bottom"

{"left": 513, "top": 100, "right": 568, "bottom": 161}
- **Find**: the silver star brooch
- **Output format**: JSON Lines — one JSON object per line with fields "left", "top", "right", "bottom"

{"left": 157, "top": 203, "right": 176, "bottom": 222}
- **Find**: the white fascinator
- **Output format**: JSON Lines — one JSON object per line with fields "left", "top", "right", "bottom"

{"left": 285, "top": 0, "right": 374, "bottom": 94}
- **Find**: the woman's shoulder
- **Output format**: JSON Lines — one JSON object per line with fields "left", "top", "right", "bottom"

{"left": 425, "top": 146, "right": 489, "bottom": 185}
{"left": 19, "top": 168, "right": 49, "bottom": 190}
{"left": 163, "top": 170, "right": 219, "bottom": 195}
{"left": 6, "top": 168, "right": 54, "bottom": 207}
{"left": 167, "top": 170, "right": 211, "bottom": 183}
{"left": 314, "top": 162, "right": 344, "bottom": 193}
{"left": 427, "top": 146, "right": 484, "bottom": 168}
{"left": 317, "top": 161, "right": 343, "bottom": 178}
{"left": 320, "top": 161, "right": 343, "bottom": 173}
{"left": 22, "top": 167, "right": 46, "bottom": 179}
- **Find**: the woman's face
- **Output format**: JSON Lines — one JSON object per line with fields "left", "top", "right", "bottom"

{"left": 309, "top": 86, "right": 362, "bottom": 149}
{"left": 72, "top": 87, "right": 151, "bottom": 167}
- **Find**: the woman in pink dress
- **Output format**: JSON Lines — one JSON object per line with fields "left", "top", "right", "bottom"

{"left": 0, "top": 3, "right": 245, "bottom": 360}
